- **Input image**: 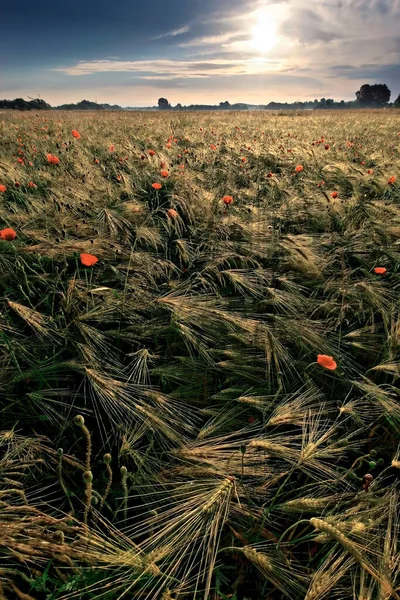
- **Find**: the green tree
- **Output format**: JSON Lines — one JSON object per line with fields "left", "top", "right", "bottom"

{"left": 355, "top": 83, "right": 391, "bottom": 106}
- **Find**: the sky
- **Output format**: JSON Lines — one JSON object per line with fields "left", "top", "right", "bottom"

{"left": 1, "top": 0, "right": 400, "bottom": 107}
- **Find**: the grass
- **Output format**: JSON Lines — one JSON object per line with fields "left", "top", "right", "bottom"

{"left": 0, "top": 108, "right": 399, "bottom": 600}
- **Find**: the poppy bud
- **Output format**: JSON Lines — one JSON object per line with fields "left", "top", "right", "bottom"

{"left": 74, "top": 414, "right": 85, "bottom": 427}
{"left": 83, "top": 471, "right": 93, "bottom": 484}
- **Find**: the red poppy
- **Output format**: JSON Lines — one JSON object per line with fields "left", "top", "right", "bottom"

{"left": 80, "top": 253, "right": 99, "bottom": 267}
{"left": 317, "top": 355, "right": 337, "bottom": 370}
{"left": 374, "top": 267, "right": 387, "bottom": 275}
{"left": 148, "top": 150, "right": 156, "bottom": 156}
{"left": 160, "top": 170, "right": 169, "bottom": 178}
{"left": 324, "top": 144, "right": 330, "bottom": 150}
{"left": 222, "top": 195, "right": 233, "bottom": 205}
{"left": 94, "top": 158, "right": 100, "bottom": 164}
{"left": 72, "top": 130, "right": 81, "bottom": 139}
{"left": 152, "top": 182, "right": 162, "bottom": 190}
{"left": 167, "top": 208, "right": 178, "bottom": 218}
{"left": 17, "top": 158, "right": 24, "bottom": 164}
{"left": 241, "top": 157, "right": 247, "bottom": 163}
{"left": 267, "top": 172, "right": 273, "bottom": 178}
{"left": 116, "top": 174, "right": 122, "bottom": 181}
{"left": 295, "top": 165, "right": 304, "bottom": 173}
{"left": 166, "top": 143, "right": 172, "bottom": 149}
{"left": 14, "top": 182, "right": 20, "bottom": 188}
{"left": 28, "top": 181, "right": 36, "bottom": 188}
{"left": 47, "top": 154, "right": 60, "bottom": 165}
{"left": 28, "top": 161, "right": 33, "bottom": 166}
{"left": 388, "top": 176, "right": 396, "bottom": 185}
{"left": 160, "top": 161, "right": 167, "bottom": 168}
{"left": 368, "top": 169, "right": 373, "bottom": 175}
{"left": 210, "top": 144, "right": 217, "bottom": 150}
{"left": 0, "top": 185, "right": 6, "bottom": 193}
{"left": 0, "top": 227, "right": 17, "bottom": 241}
{"left": 331, "top": 191, "right": 338, "bottom": 198}
{"left": 109, "top": 145, "right": 115, "bottom": 152}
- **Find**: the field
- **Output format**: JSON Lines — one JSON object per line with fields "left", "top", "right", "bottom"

{"left": 0, "top": 109, "right": 400, "bottom": 600}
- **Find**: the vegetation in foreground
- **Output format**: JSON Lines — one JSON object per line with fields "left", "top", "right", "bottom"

{"left": 0, "top": 109, "right": 399, "bottom": 600}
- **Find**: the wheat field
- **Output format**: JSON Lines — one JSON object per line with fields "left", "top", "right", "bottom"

{"left": 0, "top": 108, "right": 399, "bottom": 600}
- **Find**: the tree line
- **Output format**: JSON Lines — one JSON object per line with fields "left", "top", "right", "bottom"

{"left": 159, "top": 84, "right": 400, "bottom": 110}
{"left": 0, "top": 83, "right": 399, "bottom": 111}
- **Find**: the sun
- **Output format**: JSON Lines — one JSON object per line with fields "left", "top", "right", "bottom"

{"left": 249, "top": 10, "right": 279, "bottom": 54}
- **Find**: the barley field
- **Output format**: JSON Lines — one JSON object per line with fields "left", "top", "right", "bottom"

{"left": 0, "top": 109, "right": 400, "bottom": 600}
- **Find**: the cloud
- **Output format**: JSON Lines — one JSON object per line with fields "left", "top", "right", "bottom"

{"left": 52, "top": 57, "right": 283, "bottom": 79}
{"left": 152, "top": 25, "right": 191, "bottom": 40}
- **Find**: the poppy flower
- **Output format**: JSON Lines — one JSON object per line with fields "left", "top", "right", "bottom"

{"left": 210, "top": 144, "right": 217, "bottom": 150}
{"left": 160, "top": 170, "right": 169, "bottom": 178}
{"left": 47, "top": 154, "right": 60, "bottom": 165}
{"left": 94, "top": 158, "right": 100, "bottom": 164}
{"left": 160, "top": 161, "right": 167, "bottom": 168}
{"left": 17, "top": 158, "right": 24, "bottom": 164}
{"left": 167, "top": 208, "right": 178, "bottom": 218}
{"left": 80, "top": 253, "right": 99, "bottom": 267}
{"left": 148, "top": 150, "right": 156, "bottom": 156}
{"left": 222, "top": 195, "right": 233, "bottom": 205}
{"left": 331, "top": 191, "right": 338, "bottom": 198}
{"left": 317, "top": 354, "right": 337, "bottom": 370}
{"left": 388, "top": 176, "right": 396, "bottom": 184}
{"left": 374, "top": 267, "right": 387, "bottom": 275}
{"left": 14, "top": 182, "right": 20, "bottom": 188}
{"left": 0, "top": 227, "right": 17, "bottom": 241}
{"left": 28, "top": 181, "right": 36, "bottom": 188}
{"left": 267, "top": 172, "right": 273, "bottom": 178}
{"left": 295, "top": 165, "right": 304, "bottom": 173}
{"left": 72, "top": 130, "right": 81, "bottom": 139}
{"left": 0, "top": 185, "right": 6, "bottom": 193}
{"left": 241, "top": 157, "right": 247, "bottom": 163}
{"left": 28, "top": 161, "right": 33, "bottom": 167}
{"left": 109, "top": 145, "right": 115, "bottom": 152}
{"left": 166, "top": 143, "right": 172, "bottom": 149}
{"left": 368, "top": 169, "right": 373, "bottom": 175}
{"left": 116, "top": 175, "right": 122, "bottom": 181}
{"left": 152, "top": 182, "right": 162, "bottom": 190}
{"left": 324, "top": 144, "right": 330, "bottom": 150}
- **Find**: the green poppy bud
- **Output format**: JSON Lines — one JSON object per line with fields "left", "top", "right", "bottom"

{"left": 83, "top": 470, "right": 93, "bottom": 484}
{"left": 74, "top": 415, "right": 85, "bottom": 427}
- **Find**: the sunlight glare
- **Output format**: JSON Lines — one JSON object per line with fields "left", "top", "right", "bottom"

{"left": 249, "top": 9, "right": 279, "bottom": 54}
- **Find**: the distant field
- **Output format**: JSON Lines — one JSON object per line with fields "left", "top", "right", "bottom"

{"left": 0, "top": 109, "right": 400, "bottom": 600}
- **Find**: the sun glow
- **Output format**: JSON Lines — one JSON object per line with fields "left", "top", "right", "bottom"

{"left": 249, "top": 9, "right": 280, "bottom": 54}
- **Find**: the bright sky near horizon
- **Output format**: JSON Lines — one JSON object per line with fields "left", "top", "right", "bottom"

{"left": 2, "top": 0, "right": 400, "bottom": 106}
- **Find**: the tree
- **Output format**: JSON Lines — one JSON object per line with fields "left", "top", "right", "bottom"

{"left": 158, "top": 98, "right": 171, "bottom": 110}
{"left": 394, "top": 94, "right": 400, "bottom": 107}
{"left": 355, "top": 83, "right": 391, "bottom": 106}
{"left": 219, "top": 101, "right": 230, "bottom": 109}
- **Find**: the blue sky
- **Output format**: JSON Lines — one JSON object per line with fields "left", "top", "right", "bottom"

{"left": 2, "top": 0, "right": 400, "bottom": 106}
